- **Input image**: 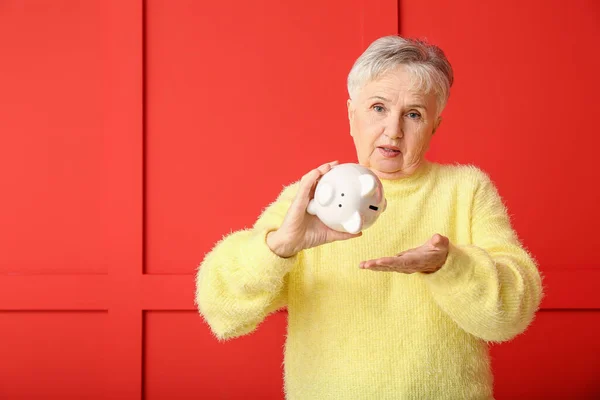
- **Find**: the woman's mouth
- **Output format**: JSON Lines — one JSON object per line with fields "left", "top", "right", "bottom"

{"left": 377, "top": 146, "right": 401, "bottom": 158}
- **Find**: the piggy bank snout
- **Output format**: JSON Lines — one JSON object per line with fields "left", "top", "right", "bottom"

{"left": 315, "top": 182, "right": 335, "bottom": 206}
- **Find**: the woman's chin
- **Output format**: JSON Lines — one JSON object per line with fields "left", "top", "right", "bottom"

{"left": 374, "top": 157, "right": 403, "bottom": 172}
{"left": 369, "top": 158, "right": 404, "bottom": 178}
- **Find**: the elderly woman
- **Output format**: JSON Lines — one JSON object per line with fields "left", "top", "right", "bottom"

{"left": 195, "top": 35, "right": 542, "bottom": 399}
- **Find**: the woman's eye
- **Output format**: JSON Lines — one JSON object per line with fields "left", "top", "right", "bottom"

{"left": 406, "top": 112, "right": 421, "bottom": 119}
{"left": 373, "top": 105, "right": 385, "bottom": 113}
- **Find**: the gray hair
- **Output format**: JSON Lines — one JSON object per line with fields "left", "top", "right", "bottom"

{"left": 347, "top": 35, "right": 454, "bottom": 116}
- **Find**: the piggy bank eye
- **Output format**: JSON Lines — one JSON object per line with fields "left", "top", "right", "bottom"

{"left": 338, "top": 204, "right": 342, "bottom": 207}
{"left": 341, "top": 193, "right": 345, "bottom": 197}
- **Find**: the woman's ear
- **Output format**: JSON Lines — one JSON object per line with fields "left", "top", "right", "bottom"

{"left": 432, "top": 116, "right": 442, "bottom": 135}
{"left": 347, "top": 99, "right": 355, "bottom": 137}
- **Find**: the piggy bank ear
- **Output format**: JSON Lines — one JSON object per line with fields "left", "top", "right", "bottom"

{"left": 359, "top": 174, "right": 376, "bottom": 197}
{"left": 342, "top": 211, "right": 362, "bottom": 234}
{"left": 315, "top": 182, "right": 334, "bottom": 206}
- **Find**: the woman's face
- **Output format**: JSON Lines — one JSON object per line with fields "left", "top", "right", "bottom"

{"left": 347, "top": 65, "right": 441, "bottom": 180}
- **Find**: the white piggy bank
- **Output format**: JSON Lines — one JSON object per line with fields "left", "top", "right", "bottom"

{"left": 307, "top": 163, "right": 387, "bottom": 234}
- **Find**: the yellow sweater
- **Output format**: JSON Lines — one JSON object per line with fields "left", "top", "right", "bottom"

{"left": 195, "top": 162, "right": 543, "bottom": 400}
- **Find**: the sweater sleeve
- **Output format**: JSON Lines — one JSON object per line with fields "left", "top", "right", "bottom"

{"left": 422, "top": 169, "right": 543, "bottom": 342}
{"left": 195, "top": 183, "right": 300, "bottom": 340}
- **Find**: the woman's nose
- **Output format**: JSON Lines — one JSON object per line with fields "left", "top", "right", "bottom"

{"left": 385, "top": 120, "right": 404, "bottom": 139}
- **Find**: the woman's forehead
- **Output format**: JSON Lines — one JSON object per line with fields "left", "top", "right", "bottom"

{"left": 361, "top": 67, "right": 431, "bottom": 99}
{"left": 361, "top": 79, "right": 430, "bottom": 104}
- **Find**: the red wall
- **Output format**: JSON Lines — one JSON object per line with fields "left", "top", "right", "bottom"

{"left": 0, "top": 0, "right": 599, "bottom": 399}
{"left": 401, "top": 2, "right": 600, "bottom": 397}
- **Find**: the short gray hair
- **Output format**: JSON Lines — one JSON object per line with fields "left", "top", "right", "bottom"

{"left": 347, "top": 35, "right": 454, "bottom": 116}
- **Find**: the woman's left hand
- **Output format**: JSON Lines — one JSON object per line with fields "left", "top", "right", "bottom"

{"left": 359, "top": 234, "right": 450, "bottom": 274}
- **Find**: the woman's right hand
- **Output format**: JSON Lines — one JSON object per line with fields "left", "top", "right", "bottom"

{"left": 266, "top": 161, "right": 362, "bottom": 258}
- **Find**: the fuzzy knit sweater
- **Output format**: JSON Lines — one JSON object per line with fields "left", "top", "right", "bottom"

{"left": 195, "top": 162, "right": 543, "bottom": 400}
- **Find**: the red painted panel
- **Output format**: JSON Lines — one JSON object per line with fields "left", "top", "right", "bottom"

{"left": 400, "top": 0, "right": 600, "bottom": 272}
{"left": 0, "top": 1, "right": 117, "bottom": 274}
{"left": 491, "top": 310, "right": 600, "bottom": 399}
{"left": 144, "top": 0, "right": 397, "bottom": 274}
{"left": 1, "top": 1, "right": 144, "bottom": 399}
{"left": 0, "top": 275, "right": 108, "bottom": 310}
{"left": 144, "top": 311, "right": 288, "bottom": 399}
{"left": 0, "top": 312, "right": 107, "bottom": 400}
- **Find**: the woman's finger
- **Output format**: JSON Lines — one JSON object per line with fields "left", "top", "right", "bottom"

{"left": 429, "top": 234, "right": 449, "bottom": 249}
{"left": 361, "top": 254, "right": 422, "bottom": 271}
{"left": 360, "top": 258, "right": 392, "bottom": 270}
{"left": 363, "top": 265, "right": 393, "bottom": 272}
{"left": 376, "top": 257, "right": 403, "bottom": 266}
{"left": 361, "top": 257, "right": 403, "bottom": 268}
{"left": 317, "top": 160, "right": 339, "bottom": 172}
